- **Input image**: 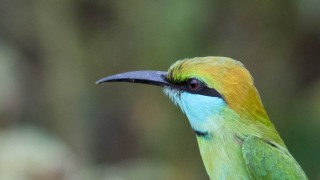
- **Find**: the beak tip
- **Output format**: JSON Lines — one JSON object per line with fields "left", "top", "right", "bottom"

{"left": 95, "top": 79, "right": 105, "bottom": 85}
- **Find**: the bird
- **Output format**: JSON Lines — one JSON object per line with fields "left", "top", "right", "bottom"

{"left": 96, "top": 56, "right": 308, "bottom": 179}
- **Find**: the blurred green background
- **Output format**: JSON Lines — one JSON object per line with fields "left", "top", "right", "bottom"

{"left": 0, "top": 1, "right": 319, "bottom": 179}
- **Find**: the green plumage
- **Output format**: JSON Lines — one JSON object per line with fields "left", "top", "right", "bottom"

{"left": 243, "top": 136, "right": 307, "bottom": 179}
{"left": 166, "top": 57, "right": 308, "bottom": 179}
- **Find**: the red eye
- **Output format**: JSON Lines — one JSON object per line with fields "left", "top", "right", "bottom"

{"left": 188, "top": 79, "right": 200, "bottom": 90}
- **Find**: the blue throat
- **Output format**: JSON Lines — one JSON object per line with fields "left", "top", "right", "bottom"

{"left": 163, "top": 87, "right": 227, "bottom": 135}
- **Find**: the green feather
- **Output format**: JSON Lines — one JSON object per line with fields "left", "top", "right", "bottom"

{"left": 242, "top": 136, "right": 307, "bottom": 179}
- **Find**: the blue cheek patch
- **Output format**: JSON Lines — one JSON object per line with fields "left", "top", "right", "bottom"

{"left": 164, "top": 88, "right": 227, "bottom": 132}
{"left": 179, "top": 92, "right": 226, "bottom": 130}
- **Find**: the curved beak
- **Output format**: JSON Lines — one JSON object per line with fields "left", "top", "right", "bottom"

{"left": 96, "top": 70, "right": 170, "bottom": 87}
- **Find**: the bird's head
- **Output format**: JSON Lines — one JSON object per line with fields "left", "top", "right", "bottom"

{"left": 97, "top": 57, "right": 271, "bottom": 135}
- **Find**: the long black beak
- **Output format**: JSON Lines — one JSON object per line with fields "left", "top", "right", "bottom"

{"left": 96, "top": 70, "right": 171, "bottom": 87}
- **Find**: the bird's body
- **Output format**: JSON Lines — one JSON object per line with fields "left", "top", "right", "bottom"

{"left": 97, "top": 57, "right": 308, "bottom": 179}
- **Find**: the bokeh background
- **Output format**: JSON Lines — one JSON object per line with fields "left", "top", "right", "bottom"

{"left": 0, "top": 1, "right": 319, "bottom": 179}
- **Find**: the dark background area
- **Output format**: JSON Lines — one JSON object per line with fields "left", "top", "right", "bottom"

{"left": 0, "top": 1, "right": 319, "bottom": 179}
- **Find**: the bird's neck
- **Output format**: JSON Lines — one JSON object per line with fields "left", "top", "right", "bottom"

{"left": 195, "top": 113, "right": 250, "bottom": 179}
{"left": 197, "top": 137, "right": 249, "bottom": 179}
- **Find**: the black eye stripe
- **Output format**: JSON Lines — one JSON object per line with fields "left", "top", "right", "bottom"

{"left": 171, "top": 78, "right": 225, "bottom": 99}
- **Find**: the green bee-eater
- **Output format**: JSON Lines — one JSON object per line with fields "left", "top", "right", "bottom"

{"left": 97, "top": 57, "right": 307, "bottom": 179}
